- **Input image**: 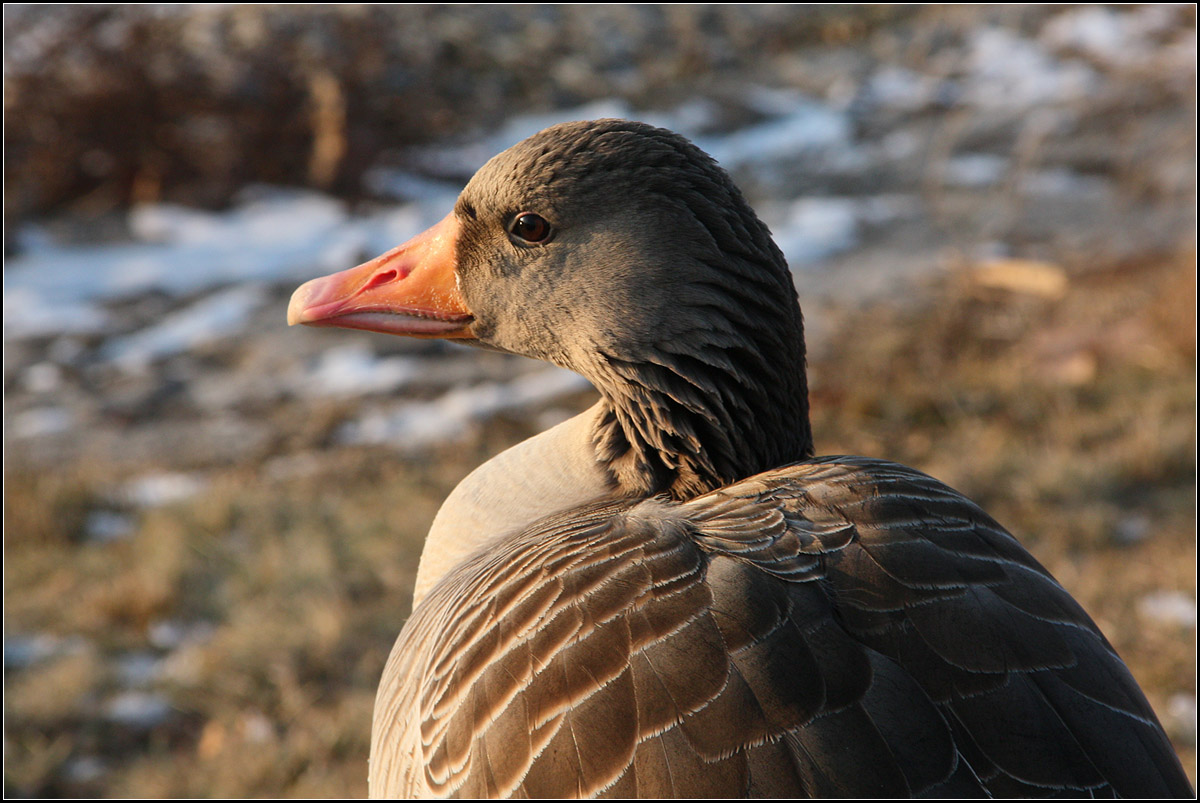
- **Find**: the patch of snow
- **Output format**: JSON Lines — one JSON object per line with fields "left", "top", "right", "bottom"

{"left": 770, "top": 198, "right": 861, "bottom": 268}
{"left": 494, "top": 99, "right": 641, "bottom": 150}
{"left": 4, "top": 633, "right": 90, "bottom": 670}
{"left": 699, "top": 97, "right": 851, "bottom": 169}
{"left": 964, "top": 27, "right": 1097, "bottom": 109}
{"left": 1138, "top": 590, "right": 1196, "bottom": 629}
{"left": 118, "top": 472, "right": 205, "bottom": 508}
{"left": 115, "top": 651, "right": 164, "bottom": 687}
{"left": 363, "top": 169, "right": 464, "bottom": 204}
{"left": 1041, "top": 5, "right": 1192, "bottom": 71}
{"left": 63, "top": 755, "right": 108, "bottom": 784}
{"left": 9, "top": 406, "right": 75, "bottom": 438}
{"left": 1020, "top": 168, "right": 1112, "bottom": 198}
{"left": 130, "top": 202, "right": 229, "bottom": 245}
{"left": 1112, "top": 514, "right": 1151, "bottom": 546}
{"left": 855, "top": 194, "right": 921, "bottom": 226}
{"left": 407, "top": 99, "right": 640, "bottom": 180}
{"left": 294, "top": 342, "right": 422, "bottom": 398}
{"left": 765, "top": 194, "right": 921, "bottom": 272}
{"left": 22, "top": 362, "right": 64, "bottom": 394}
{"left": 943, "top": 154, "right": 1008, "bottom": 188}
{"left": 1042, "top": 7, "right": 1129, "bottom": 60}
{"left": 241, "top": 711, "right": 276, "bottom": 744}
{"left": 4, "top": 189, "right": 359, "bottom": 341}
{"left": 862, "top": 65, "right": 946, "bottom": 111}
{"left": 340, "top": 366, "right": 591, "bottom": 449}
{"left": 663, "top": 97, "right": 721, "bottom": 134}
{"left": 3, "top": 286, "right": 110, "bottom": 338}
{"left": 148, "top": 619, "right": 217, "bottom": 651}
{"left": 101, "top": 284, "right": 268, "bottom": 369}
{"left": 104, "top": 691, "right": 172, "bottom": 729}
{"left": 1168, "top": 694, "right": 1197, "bottom": 744}
{"left": 405, "top": 93, "right": 854, "bottom": 202}
{"left": 85, "top": 510, "right": 137, "bottom": 543}
{"left": 399, "top": 95, "right": 784, "bottom": 186}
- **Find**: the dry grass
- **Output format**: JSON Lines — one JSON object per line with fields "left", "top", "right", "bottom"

{"left": 810, "top": 250, "right": 1197, "bottom": 785}
{"left": 4, "top": 251, "right": 1195, "bottom": 795}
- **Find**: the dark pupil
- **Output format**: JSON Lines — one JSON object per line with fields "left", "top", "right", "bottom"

{"left": 514, "top": 213, "right": 549, "bottom": 242}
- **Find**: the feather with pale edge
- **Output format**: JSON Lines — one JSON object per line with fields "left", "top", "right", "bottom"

{"left": 369, "top": 457, "right": 1191, "bottom": 798}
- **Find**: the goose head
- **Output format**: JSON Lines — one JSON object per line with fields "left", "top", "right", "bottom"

{"left": 290, "top": 119, "right": 814, "bottom": 499}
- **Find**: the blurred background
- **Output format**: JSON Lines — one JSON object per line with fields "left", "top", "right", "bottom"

{"left": 3, "top": 5, "right": 1195, "bottom": 796}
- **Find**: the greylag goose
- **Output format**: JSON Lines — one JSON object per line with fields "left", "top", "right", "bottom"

{"left": 288, "top": 119, "right": 1192, "bottom": 798}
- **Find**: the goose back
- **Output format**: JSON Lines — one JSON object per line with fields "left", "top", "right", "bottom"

{"left": 369, "top": 457, "right": 1192, "bottom": 798}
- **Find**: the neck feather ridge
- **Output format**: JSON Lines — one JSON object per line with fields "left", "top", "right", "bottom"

{"left": 589, "top": 332, "right": 813, "bottom": 501}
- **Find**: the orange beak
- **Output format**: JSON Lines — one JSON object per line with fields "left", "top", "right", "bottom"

{"left": 287, "top": 212, "right": 473, "bottom": 338}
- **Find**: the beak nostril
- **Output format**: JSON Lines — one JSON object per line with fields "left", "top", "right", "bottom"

{"left": 364, "top": 269, "right": 399, "bottom": 291}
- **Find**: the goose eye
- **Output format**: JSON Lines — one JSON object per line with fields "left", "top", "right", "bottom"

{"left": 510, "top": 212, "right": 552, "bottom": 243}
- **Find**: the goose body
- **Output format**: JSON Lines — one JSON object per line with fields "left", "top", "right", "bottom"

{"left": 288, "top": 119, "right": 1192, "bottom": 798}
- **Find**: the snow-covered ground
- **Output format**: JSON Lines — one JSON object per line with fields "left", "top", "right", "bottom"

{"left": 4, "top": 5, "right": 1194, "bottom": 469}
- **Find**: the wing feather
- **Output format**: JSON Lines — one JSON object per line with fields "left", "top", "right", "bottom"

{"left": 369, "top": 457, "right": 1192, "bottom": 798}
